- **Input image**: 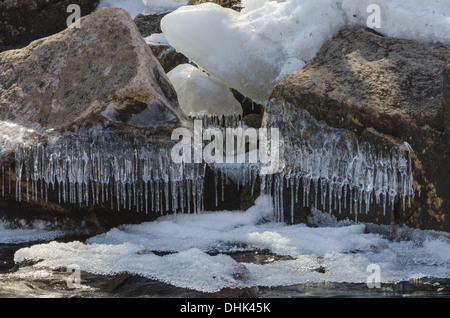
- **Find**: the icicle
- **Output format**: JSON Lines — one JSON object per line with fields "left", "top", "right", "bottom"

{"left": 1, "top": 165, "right": 4, "bottom": 197}
{"left": 290, "top": 177, "right": 294, "bottom": 224}
{"left": 221, "top": 171, "right": 224, "bottom": 202}
{"left": 214, "top": 168, "right": 218, "bottom": 207}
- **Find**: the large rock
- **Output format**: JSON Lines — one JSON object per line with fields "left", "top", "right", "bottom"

{"left": 0, "top": 8, "right": 192, "bottom": 233}
{"left": 0, "top": 7, "right": 187, "bottom": 135}
{"left": 0, "top": 0, "right": 100, "bottom": 52}
{"left": 269, "top": 25, "right": 450, "bottom": 232}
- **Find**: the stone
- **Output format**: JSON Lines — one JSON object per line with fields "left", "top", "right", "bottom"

{"left": 0, "top": 0, "right": 100, "bottom": 52}
{"left": 0, "top": 8, "right": 191, "bottom": 232}
{"left": 269, "top": 25, "right": 450, "bottom": 232}
{"left": 0, "top": 7, "right": 187, "bottom": 135}
{"left": 149, "top": 44, "right": 189, "bottom": 73}
{"left": 134, "top": 13, "right": 165, "bottom": 37}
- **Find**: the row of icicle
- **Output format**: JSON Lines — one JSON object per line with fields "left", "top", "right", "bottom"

{"left": 0, "top": 108, "right": 417, "bottom": 221}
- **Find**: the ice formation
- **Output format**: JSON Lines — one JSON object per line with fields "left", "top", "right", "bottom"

{"left": 168, "top": 64, "right": 243, "bottom": 117}
{"left": 161, "top": 0, "right": 450, "bottom": 103}
{"left": 13, "top": 197, "right": 450, "bottom": 292}
{"left": 2, "top": 130, "right": 206, "bottom": 215}
{"left": 263, "top": 105, "right": 416, "bottom": 222}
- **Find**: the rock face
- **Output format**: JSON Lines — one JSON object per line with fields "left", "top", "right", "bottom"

{"left": 149, "top": 44, "right": 189, "bottom": 73}
{"left": 0, "top": 8, "right": 192, "bottom": 232}
{"left": 0, "top": 7, "right": 187, "bottom": 135}
{"left": 445, "top": 64, "right": 450, "bottom": 129}
{"left": 134, "top": 14, "right": 165, "bottom": 37}
{"left": 269, "top": 25, "right": 450, "bottom": 232}
{"left": 0, "top": 0, "right": 100, "bottom": 52}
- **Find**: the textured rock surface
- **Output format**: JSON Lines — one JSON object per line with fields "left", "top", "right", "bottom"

{"left": 149, "top": 44, "right": 189, "bottom": 73}
{"left": 269, "top": 25, "right": 450, "bottom": 232}
{"left": 0, "top": 8, "right": 191, "bottom": 232}
{"left": 0, "top": 0, "right": 100, "bottom": 52}
{"left": 134, "top": 13, "right": 165, "bottom": 37}
{"left": 0, "top": 7, "right": 187, "bottom": 135}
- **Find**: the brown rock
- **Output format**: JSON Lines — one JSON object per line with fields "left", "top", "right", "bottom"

{"left": 0, "top": 8, "right": 192, "bottom": 232}
{"left": 0, "top": 0, "right": 100, "bottom": 52}
{"left": 0, "top": 7, "right": 187, "bottom": 135}
{"left": 149, "top": 44, "right": 189, "bottom": 73}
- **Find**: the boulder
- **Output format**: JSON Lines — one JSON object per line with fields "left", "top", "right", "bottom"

{"left": 149, "top": 44, "right": 190, "bottom": 73}
{"left": 0, "top": 8, "right": 193, "bottom": 233}
{"left": 0, "top": 0, "right": 100, "bottom": 52}
{"left": 0, "top": 7, "right": 187, "bottom": 135}
{"left": 269, "top": 25, "right": 450, "bottom": 232}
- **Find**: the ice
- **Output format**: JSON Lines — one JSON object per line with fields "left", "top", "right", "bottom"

{"left": 96, "top": 0, "right": 188, "bottom": 18}
{"left": 144, "top": 33, "right": 169, "bottom": 46}
{"left": 0, "top": 220, "right": 65, "bottom": 244}
{"left": 96, "top": 0, "right": 146, "bottom": 19}
{"left": 142, "top": 0, "right": 188, "bottom": 15}
{"left": 6, "top": 130, "right": 206, "bottom": 214}
{"left": 263, "top": 105, "right": 416, "bottom": 221}
{"left": 14, "top": 198, "right": 450, "bottom": 292}
{"left": 168, "top": 64, "right": 243, "bottom": 117}
{"left": 161, "top": 0, "right": 450, "bottom": 103}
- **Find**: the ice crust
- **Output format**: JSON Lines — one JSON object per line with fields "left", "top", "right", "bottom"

{"left": 14, "top": 196, "right": 450, "bottom": 292}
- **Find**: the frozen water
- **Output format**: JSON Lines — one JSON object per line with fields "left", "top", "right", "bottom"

{"left": 4, "top": 129, "right": 206, "bottom": 215}
{"left": 0, "top": 220, "right": 65, "bottom": 244}
{"left": 142, "top": 0, "right": 189, "bottom": 15}
{"left": 264, "top": 105, "right": 416, "bottom": 221}
{"left": 96, "top": 0, "right": 188, "bottom": 18}
{"left": 96, "top": 0, "right": 146, "bottom": 19}
{"left": 161, "top": 0, "right": 450, "bottom": 103}
{"left": 168, "top": 64, "right": 243, "bottom": 117}
{"left": 144, "top": 33, "right": 169, "bottom": 46}
{"left": 14, "top": 196, "right": 450, "bottom": 292}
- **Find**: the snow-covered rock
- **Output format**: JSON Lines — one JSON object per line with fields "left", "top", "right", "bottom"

{"left": 168, "top": 64, "right": 243, "bottom": 116}
{"left": 161, "top": 0, "right": 450, "bottom": 103}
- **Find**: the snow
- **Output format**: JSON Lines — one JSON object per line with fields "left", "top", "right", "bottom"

{"left": 96, "top": 0, "right": 146, "bottom": 19}
{"left": 14, "top": 196, "right": 450, "bottom": 292}
{"left": 168, "top": 64, "right": 243, "bottom": 116}
{"left": 161, "top": 0, "right": 450, "bottom": 103}
{"left": 142, "top": 0, "right": 189, "bottom": 15}
{"left": 0, "top": 220, "right": 65, "bottom": 244}
{"left": 96, "top": 0, "right": 188, "bottom": 18}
